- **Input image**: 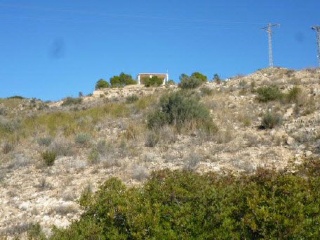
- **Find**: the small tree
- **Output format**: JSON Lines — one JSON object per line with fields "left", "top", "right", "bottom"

{"left": 95, "top": 79, "right": 109, "bottom": 90}
{"left": 191, "top": 72, "right": 207, "bottom": 83}
{"left": 213, "top": 74, "right": 221, "bottom": 84}
{"left": 110, "top": 72, "right": 136, "bottom": 87}
{"left": 147, "top": 91, "right": 215, "bottom": 132}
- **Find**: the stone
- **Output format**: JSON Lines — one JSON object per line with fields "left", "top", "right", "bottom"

{"left": 286, "top": 137, "right": 295, "bottom": 146}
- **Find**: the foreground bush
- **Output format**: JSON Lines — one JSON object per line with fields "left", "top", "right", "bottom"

{"left": 50, "top": 159, "right": 320, "bottom": 239}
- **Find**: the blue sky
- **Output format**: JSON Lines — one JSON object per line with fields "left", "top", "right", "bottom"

{"left": 0, "top": 0, "right": 319, "bottom": 101}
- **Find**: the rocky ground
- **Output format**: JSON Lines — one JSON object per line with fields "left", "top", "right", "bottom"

{"left": 1, "top": 67, "right": 320, "bottom": 239}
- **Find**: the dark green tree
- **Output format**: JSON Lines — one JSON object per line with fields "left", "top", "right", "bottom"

{"left": 110, "top": 72, "right": 136, "bottom": 87}
{"left": 213, "top": 73, "right": 221, "bottom": 84}
{"left": 191, "top": 72, "right": 207, "bottom": 83}
{"left": 95, "top": 79, "right": 110, "bottom": 90}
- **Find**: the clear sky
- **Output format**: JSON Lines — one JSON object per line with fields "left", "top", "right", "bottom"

{"left": 0, "top": 0, "right": 319, "bottom": 101}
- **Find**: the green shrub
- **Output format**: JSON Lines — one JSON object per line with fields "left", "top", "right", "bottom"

{"left": 147, "top": 91, "right": 212, "bottom": 132}
{"left": 27, "top": 223, "right": 46, "bottom": 240}
{"left": 166, "top": 79, "right": 175, "bottom": 85}
{"left": 191, "top": 72, "right": 207, "bottom": 82}
{"left": 256, "top": 85, "right": 283, "bottom": 102}
{"left": 145, "top": 131, "right": 159, "bottom": 147}
{"left": 2, "top": 141, "right": 14, "bottom": 154}
{"left": 125, "top": 94, "right": 139, "bottom": 103}
{"left": 110, "top": 72, "right": 136, "bottom": 87}
{"left": 88, "top": 149, "right": 99, "bottom": 165}
{"left": 200, "top": 86, "right": 214, "bottom": 96}
{"left": 179, "top": 74, "right": 204, "bottom": 89}
{"left": 95, "top": 79, "right": 110, "bottom": 89}
{"left": 37, "top": 136, "right": 53, "bottom": 147}
{"left": 7, "top": 95, "right": 25, "bottom": 99}
{"left": 61, "top": 97, "right": 82, "bottom": 106}
{"left": 285, "top": 86, "right": 302, "bottom": 103}
{"left": 143, "top": 76, "right": 163, "bottom": 87}
{"left": 0, "top": 118, "right": 20, "bottom": 134}
{"left": 41, "top": 150, "right": 57, "bottom": 166}
{"left": 213, "top": 73, "right": 221, "bottom": 84}
{"left": 75, "top": 133, "right": 91, "bottom": 147}
{"left": 260, "top": 111, "right": 282, "bottom": 129}
{"left": 50, "top": 161, "right": 320, "bottom": 239}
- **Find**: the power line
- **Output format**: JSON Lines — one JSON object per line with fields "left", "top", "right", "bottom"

{"left": 311, "top": 26, "right": 320, "bottom": 67}
{"left": 262, "top": 23, "right": 279, "bottom": 68}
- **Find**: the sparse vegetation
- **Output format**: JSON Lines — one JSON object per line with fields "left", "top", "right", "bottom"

{"left": 2, "top": 68, "right": 320, "bottom": 238}
{"left": 125, "top": 94, "right": 139, "bottom": 103}
{"left": 61, "top": 97, "right": 83, "bottom": 106}
{"left": 41, "top": 150, "right": 57, "bottom": 166}
{"left": 37, "top": 136, "right": 53, "bottom": 147}
{"left": 75, "top": 133, "right": 91, "bottom": 147}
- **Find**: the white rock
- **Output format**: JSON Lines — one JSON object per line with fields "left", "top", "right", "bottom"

{"left": 286, "top": 137, "right": 295, "bottom": 146}
{"left": 305, "top": 151, "right": 313, "bottom": 157}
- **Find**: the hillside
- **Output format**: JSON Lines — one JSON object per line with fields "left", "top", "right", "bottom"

{"left": 1, "top": 67, "right": 320, "bottom": 238}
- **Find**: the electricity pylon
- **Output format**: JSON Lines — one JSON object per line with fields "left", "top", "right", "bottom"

{"left": 262, "top": 23, "right": 280, "bottom": 68}
{"left": 311, "top": 26, "right": 320, "bottom": 67}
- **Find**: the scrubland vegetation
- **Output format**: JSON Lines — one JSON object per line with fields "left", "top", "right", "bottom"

{"left": 1, "top": 67, "right": 320, "bottom": 239}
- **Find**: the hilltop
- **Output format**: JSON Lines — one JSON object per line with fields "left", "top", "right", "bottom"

{"left": 1, "top": 67, "right": 320, "bottom": 238}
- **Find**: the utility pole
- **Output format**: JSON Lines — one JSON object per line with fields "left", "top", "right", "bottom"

{"left": 311, "top": 26, "right": 320, "bottom": 67}
{"left": 262, "top": 23, "right": 280, "bottom": 68}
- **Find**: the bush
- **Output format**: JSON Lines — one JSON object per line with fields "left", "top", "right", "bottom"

{"left": 145, "top": 131, "right": 159, "bottom": 147}
{"left": 95, "top": 79, "right": 110, "bottom": 89}
{"left": 41, "top": 150, "right": 57, "bottom": 166}
{"left": 166, "top": 80, "right": 175, "bottom": 85}
{"left": 191, "top": 72, "right": 207, "bottom": 82}
{"left": 2, "top": 141, "right": 14, "bottom": 154}
{"left": 256, "top": 85, "right": 283, "bottom": 102}
{"left": 143, "top": 76, "right": 163, "bottom": 87}
{"left": 37, "top": 136, "right": 53, "bottom": 147}
{"left": 50, "top": 162, "right": 320, "bottom": 239}
{"left": 61, "top": 97, "right": 82, "bottom": 106}
{"left": 200, "top": 86, "right": 214, "bottom": 96}
{"left": 110, "top": 72, "right": 136, "bottom": 87}
{"left": 147, "top": 91, "right": 212, "bottom": 132}
{"left": 285, "top": 86, "right": 302, "bottom": 104}
{"left": 179, "top": 74, "right": 204, "bottom": 89}
{"left": 125, "top": 94, "right": 139, "bottom": 103}
{"left": 260, "top": 111, "right": 282, "bottom": 129}
{"left": 213, "top": 73, "right": 221, "bottom": 84}
{"left": 75, "top": 133, "right": 91, "bottom": 147}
